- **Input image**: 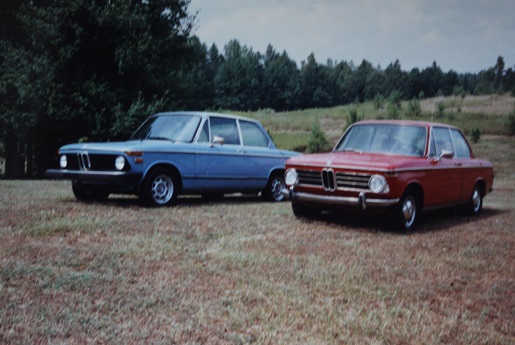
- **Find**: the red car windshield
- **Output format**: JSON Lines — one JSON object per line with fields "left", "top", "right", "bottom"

{"left": 335, "top": 124, "right": 427, "bottom": 157}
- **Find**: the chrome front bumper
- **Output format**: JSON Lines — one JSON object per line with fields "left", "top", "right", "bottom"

{"left": 45, "top": 169, "right": 143, "bottom": 185}
{"left": 282, "top": 187, "right": 399, "bottom": 210}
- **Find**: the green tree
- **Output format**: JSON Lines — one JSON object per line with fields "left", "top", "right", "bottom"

{"left": 420, "top": 62, "right": 445, "bottom": 97}
{"left": 263, "top": 45, "right": 301, "bottom": 111}
{"left": 300, "top": 53, "right": 334, "bottom": 108}
{"left": 333, "top": 60, "right": 356, "bottom": 104}
{"left": 495, "top": 56, "right": 505, "bottom": 91}
{"left": 351, "top": 59, "right": 379, "bottom": 102}
{"left": 383, "top": 60, "right": 410, "bottom": 99}
{"left": 214, "top": 40, "right": 264, "bottom": 110}
{"left": 0, "top": 0, "right": 197, "bottom": 178}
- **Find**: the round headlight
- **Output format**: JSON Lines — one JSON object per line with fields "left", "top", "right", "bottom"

{"left": 285, "top": 169, "right": 298, "bottom": 186}
{"left": 59, "top": 155, "right": 67, "bottom": 169}
{"left": 115, "top": 156, "right": 126, "bottom": 171}
{"left": 369, "top": 175, "right": 388, "bottom": 193}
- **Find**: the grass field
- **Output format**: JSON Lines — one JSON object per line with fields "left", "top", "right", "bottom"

{"left": 235, "top": 94, "right": 515, "bottom": 151}
{"left": 1, "top": 96, "right": 514, "bottom": 344}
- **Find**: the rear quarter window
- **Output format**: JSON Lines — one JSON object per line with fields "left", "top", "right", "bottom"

{"left": 240, "top": 121, "right": 269, "bottom": 147}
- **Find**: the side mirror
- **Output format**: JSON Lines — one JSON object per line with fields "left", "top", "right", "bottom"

{"left": 211, "top": 135, "right": 224, "bottom": 147}
{"left": 437, "top": 149, "right": 454, "bottom": 161}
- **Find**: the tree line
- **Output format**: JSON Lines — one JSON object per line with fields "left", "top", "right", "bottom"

{"left": 1, "top": 0, "right": 514, "bottom": 178}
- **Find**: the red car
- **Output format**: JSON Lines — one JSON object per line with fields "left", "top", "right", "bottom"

{"left": 283, "top": 120, "right": 494, "bottom": 232}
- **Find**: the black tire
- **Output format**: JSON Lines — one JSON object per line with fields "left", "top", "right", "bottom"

{"left": 72, "top": 182, "right": 109, "bottom": 202}
{"left": 262, "top": 172, "right": 286, "bottom": 202}
{"left": 140, "top": 168, "right": 178, "bottom": 207}
{"left": 466, "top": 184, "right": 483, "bottom": 215}
{"left": 390, "top": 187, "right": 419, "bottom": 233}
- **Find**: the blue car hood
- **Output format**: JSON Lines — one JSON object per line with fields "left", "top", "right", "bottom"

{"left": 60, "top": 140, "right": 185, "bottom": 153}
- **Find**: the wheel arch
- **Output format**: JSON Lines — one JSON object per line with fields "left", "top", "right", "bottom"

{"left": 143, "top": 163, "right": 183, "bottom": 193}
{"left": 473, "top": 178, "right": 486, "bottom": 197}
{"left": 267, "top": 167, "right": 285, "bottom": 181}
{"left": 403, "top": 182, "right": 424, "bottom": 210}
{"left": 262, "top": 167, "right": 286, "bottom": 202}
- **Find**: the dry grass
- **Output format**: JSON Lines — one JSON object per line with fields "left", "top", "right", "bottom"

{"left": 1, "top": 133, "right": 514, "bottom": 344}
{"left": 1, "top": 95, "right": 515, "bottom": 344}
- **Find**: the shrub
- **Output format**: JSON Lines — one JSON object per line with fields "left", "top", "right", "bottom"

{"left": 348, "top": 105, "right": 362, "bottom": 124}
{"left": 388, "top": 90, "right": 402, "bottom": 109}
{"left": 373, "top": 94, "right": 385, "bottom": 110}
{"left": 307, "top": 122, "right": 331, "bottom": 153}
{"left": 435, "top": 101, "right": 446, "bottom": 118}
{"left": 387, "top": 102, "right": 400, "bottom": 119}
{"left": 406, "top": 98, "right": 422, "bottom": 117}
{"left": 471, "top": 128, "right": 481, "bottom": 143}
{"left": 343, "top": 105, "right": 362, "bottom": 133}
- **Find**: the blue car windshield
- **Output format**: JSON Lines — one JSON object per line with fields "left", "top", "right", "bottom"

{"left": 130, "top": 115, "right": 202, "bottom": 142}
{"left": 335, "top": 124, "right": 427, "bottom": 157}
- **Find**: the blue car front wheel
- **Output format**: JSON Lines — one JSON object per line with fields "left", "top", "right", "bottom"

{"left": 141, "top": 168, "right": 178, "bottom": 207}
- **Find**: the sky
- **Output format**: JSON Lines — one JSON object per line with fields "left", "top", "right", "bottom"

{"left": 190, "top": 0, "right": 515, "bottom": 73}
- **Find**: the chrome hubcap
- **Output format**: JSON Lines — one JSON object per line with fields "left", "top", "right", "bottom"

{"left": 472, "top": 189, "right": 481, "bottom": 213}
{"left": 151, "top": 175, "right": 174, "bottom": 204}
{"left": 402, "top": 198, "right": 416, "bottom": 227}
{"left": 271, "top": 178, "right": 284, "bottom": 201}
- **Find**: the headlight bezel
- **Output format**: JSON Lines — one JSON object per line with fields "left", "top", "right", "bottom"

{"left": 59, "top": 155, "right": 68, "bottom": 169}
{"left": 285, "top": 168, "right": 298, "bottom": 186}
{"left": 115, "top": 155, "right": 126, "bottom": 171}
{"left": 368, "top": 174, "right": 389, "bottom": 193}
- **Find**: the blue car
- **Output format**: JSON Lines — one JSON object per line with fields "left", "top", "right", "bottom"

{"left": 46, "top": 112, "right": 299, "bottom": 206}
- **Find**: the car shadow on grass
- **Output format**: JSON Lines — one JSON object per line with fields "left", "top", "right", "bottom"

{"left": 297, "top": 207, "right": 505, "bottom": 235}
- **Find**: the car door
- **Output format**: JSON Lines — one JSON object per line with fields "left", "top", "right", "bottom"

{"left": 194, "top": 116, "right": 249, "bottom": 190}
{"left": 450, "top": 129, "right": 477, "bottom": 202}
{"left": 239, "top": 120, "right": 282, "bottom": 189}
{"left": 425, "top": 127, "right": 463, "bottom": 206}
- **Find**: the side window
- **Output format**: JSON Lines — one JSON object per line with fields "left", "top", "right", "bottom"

{"left": 451, "top": 129, "right": 471, "bottom": 158}
{"left": 432, "top": 127, "right": 454, "bottom": 158}
{"left": 209, "top": 117, "right": 240, "bottom": 145}
{"left": 197, "top": 120, "right": 210, "bottom": 143}
{"left": 240, "top": 121, "right": 269, "bottom": 147}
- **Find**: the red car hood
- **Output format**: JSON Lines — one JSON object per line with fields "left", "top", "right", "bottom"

{"left": 286, "top": 151, "right": 425, "bottom": 171}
